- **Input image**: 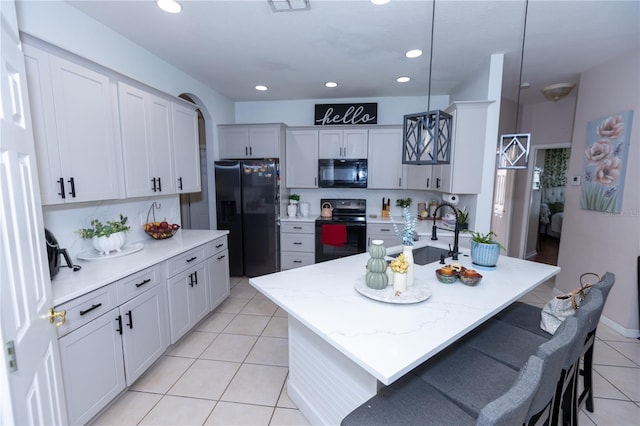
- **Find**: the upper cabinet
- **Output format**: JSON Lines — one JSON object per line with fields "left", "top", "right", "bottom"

{"left": 433, "top": 101, "right": 492, "bottom": 194}
{"left": 218, "top": 123, "right": 285, "bottom": 159}
{"left": 286, "top": 128, "right": 319, "bottom": 188}
{"left": 172, "top": 102, "right": 201, "bottom": 194}
{"left": 367, "top": 126, "right": 406, "bottom": 189}
{"left": 23, "top": 44, "right": 124, "bottom": 205}
{"left": 318, "top": 127, "right": 368, "bottom": 159}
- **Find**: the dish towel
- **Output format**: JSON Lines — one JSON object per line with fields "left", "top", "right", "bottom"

{"left": 321, "top": 224, "right": 347, "bottom": 247}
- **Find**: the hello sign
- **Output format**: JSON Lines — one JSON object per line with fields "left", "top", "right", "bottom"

{"left": 314, "top": 103, "right": 378, "bottom": 126}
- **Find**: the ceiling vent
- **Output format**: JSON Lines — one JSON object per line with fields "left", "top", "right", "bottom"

{"left": 268, "top": 0, "right": 311, "bottom": 12}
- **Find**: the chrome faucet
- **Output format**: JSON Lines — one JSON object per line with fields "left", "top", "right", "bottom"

{"left": 431, "top": 202, "right": 460, "bottom": 261}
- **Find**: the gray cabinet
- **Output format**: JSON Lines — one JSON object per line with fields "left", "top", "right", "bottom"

{"left": 367, "top": 126, "right": 406, "bottom": 189}
{"left": 218, "top": 123, "right": 285, "bottom": 159}
{"left": 286, "top": 128, "right": 319, "bottom": 188}
{"left": 280, "top": 221, "right": 315, "bottom": 270}
{"left": 318, "top": 128, "right": 368, "bottom": 159}
{"left": 367, "top": 222, "right": 402, "bottom": 248}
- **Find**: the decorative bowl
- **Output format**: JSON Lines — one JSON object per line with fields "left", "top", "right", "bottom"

{"left": 435, "top": 269, "right": 458, "bottom": 284}
{"left": 459, "top": 269, "right": 483, "bottom": 286}
{"left": 144, "top": 222, "right": 180, "bottom": 240}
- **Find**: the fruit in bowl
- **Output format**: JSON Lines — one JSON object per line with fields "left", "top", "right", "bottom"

{"left": 144, "top": 220, "right": 180, "bottom": 239}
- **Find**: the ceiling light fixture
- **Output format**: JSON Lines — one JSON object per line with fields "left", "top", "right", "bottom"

{"left": 541, "top": 82, "right": 576, "bottom": 102}
{"left": 325, "top": 81, "right": 338, "bottom": 88}
{"left": 156, "top": 0, "right": 182, "bottom": 14}
{"left": 498, "top": 0, "right": 531, "bottom": 170}
{"left": 255, "top": 85, "right": 268, "bottom": 91}
{"left": 396, "top": 76, "right": 410, "bottom": 83}
{"left": 371, "top": 0, "right": 391, "bottom": 5}
{"left": 405, "top": 49, "right": 422, "bottom": 59}
{"left": 402, "top": 0, "right": 452, "bottom": 166}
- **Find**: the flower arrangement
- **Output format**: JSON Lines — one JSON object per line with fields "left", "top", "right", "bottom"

{"left": 78, "top": 214, "right": 131, "bottom": 239}
{"left": 391, "top": 198, "right": 417, "bottom": 246}
{"left": 389, "top": 253, "right": 409, "bottom": 273}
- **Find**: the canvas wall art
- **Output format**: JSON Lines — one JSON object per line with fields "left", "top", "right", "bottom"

{"left": 581, "top": 110, "right": 634, "bottom": 213}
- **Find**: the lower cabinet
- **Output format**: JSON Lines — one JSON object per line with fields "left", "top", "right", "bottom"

{"left": 367, "top": 223, "right": 402, "bottom": 248}
{"left": 280, "top": 221, "right": 315, "bottom": 270}
{"left": 167, "top": 260, "right": 209, "bottom": 344}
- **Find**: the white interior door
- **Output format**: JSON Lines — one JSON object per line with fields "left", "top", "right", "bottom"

{"left": 491, "top": 168, "right": 514, "bottom": 253}
{"left": 0, "top": 1, "right": 67, "bottom": 424}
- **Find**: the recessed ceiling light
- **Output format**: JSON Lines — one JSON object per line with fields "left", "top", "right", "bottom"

{"left": 325, "top": 81, "right": 338, "bottom": 88}
{"left": 396, "top": 76, "right": 410, "bottom": 83}
{"left": 255, "top": 85, "right": 268, "bottom": 91}
{"left": 405, "top": 49, "right": 422, "bottom": 59}
{"left": 157, "top": 0, "right": 182, "bottom": 14}
{"left": 371, "top": 0, "right": 391, "bottom": 5}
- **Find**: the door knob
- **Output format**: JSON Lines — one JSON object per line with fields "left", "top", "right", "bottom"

{"left": 48, "top": 308, "right": 66, "bottom": 327}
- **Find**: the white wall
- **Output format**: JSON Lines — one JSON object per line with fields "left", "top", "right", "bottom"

{"left": 556, "top": 48, "right": 640, "bottom": 336}
{"left": 16, "top": 1, "right": 235, "bottom": 230}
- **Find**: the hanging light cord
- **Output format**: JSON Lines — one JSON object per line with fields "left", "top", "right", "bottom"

{"left": 426, "top": 0, "right": 436, "bottom": 113}
{"left": 514, "top": 0, "right": 529, "bottom": 132}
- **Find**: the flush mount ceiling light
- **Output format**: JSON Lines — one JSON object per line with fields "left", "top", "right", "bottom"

{"left": 402, "top": 0, "right": 452, "bottom": 166}
{"left": 396, "top": 76, "right": 410, "bottom": 83}
{"left": 255, "top": 85, "right": 268, "bottom": 91}
{"left": 268, "top": 0, "right": 310, "bottom": 12}
{"left": 156, "top": 0, "right": 182, "bottom": 14}
{"left": 498, "top": 0, "right": 531, "bottom": 170}
{"left": 371, "top": 0, "right": 391, "bottom": 5}
{"left": 325, "top": 81, "right": 338, "bottom": 88}
{"left": 405, "top": 49, "right": 423, "bottom": 59}
{"left": 541, "top": 82, "right": 576, "bottom": 102}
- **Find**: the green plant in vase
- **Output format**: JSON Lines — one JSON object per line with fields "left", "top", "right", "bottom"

{"left": 465, "top": 230, "right": 505, "bottom": 267}
{"left": 78, "top": 214, "right": 131, "bottom": 238}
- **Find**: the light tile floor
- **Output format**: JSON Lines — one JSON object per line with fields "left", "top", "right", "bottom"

{"left": 92, "top": 277, "right": 640, "bottom": 426}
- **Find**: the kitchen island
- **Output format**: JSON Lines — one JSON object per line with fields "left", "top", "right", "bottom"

{"left": 249, "top": 240, "right": 560, "bottom": 425}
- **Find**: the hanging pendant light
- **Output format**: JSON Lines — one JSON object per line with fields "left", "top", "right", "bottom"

{"left": 402, "top": 0, "right": 452, "bottom": 165}
{"left": 498, "top": 0, "right": 531, "bottom": 170}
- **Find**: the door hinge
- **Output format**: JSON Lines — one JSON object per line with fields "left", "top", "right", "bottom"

{"left": 6, "top": 340, "right": 17, "bottom": 372}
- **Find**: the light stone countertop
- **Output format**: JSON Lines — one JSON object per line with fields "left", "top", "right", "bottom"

{"left": 51, "top": 230, "right": 228, "bottom": 306}
{"left": 250, "top": 239, "right": 560, "bottom": 385}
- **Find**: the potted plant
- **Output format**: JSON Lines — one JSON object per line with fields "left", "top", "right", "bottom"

{"left": 79, "top": 214, "right": 131, "bottom": 255}
{"left": 288, "top": 194, "right": 300, "bottom": 204}
{"left": 287, "top": 194, "right": 300, "bottom": 217}
{"left": 457, "top": 206, "right": 470, "bottom": 230}
{"left": 465, "top": 230, "right": 505, "bottom": 267}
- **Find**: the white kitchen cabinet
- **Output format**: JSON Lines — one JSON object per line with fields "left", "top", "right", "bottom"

{"left": 367, "top": 126, "right": 406, "bottom": 189}
{"left": 367, "top": 222, "right": 402, "bottom": 248}
{"left": 119, "top": 82, "right": 175, "bottom": 197}
{"left": 206, "top": 237, "right": 231, "bottom": 310}
{"left": 431, "top": 101, "right": 492, "bottom": 194}
{"left": 166, "top": 245, "right": 211, "bottom": 343}
{"left": 218, "top": 123, "right": 285, "bottom": 159}
{"left": 286, "top": 128, "right": 319, "bottom": 188}
{"left": 405, "top": 164, "right": 435, "bottom": 190}
{"left": 318, "top": 127, "right": 368, "bottom": 159}
{"left": 23, "top": 43, "right": 123, "bottom": 205}
{"left": 280, "top": 221, "right": 315, "bottom": 270}
{"left": 172, "top": 102, "right": 201, "bottom": 193}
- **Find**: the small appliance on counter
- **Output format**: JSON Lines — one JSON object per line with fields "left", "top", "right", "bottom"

{"left": 45, "top": 228, "right": 81, "bottom": 278}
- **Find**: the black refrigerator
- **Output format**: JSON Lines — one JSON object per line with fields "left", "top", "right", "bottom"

{"left": 214, "top": 160, "right": 280, "bottom": 277}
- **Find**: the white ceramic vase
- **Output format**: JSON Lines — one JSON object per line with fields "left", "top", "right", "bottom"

{"left": 403, "top": 245, "right": 415, "bottom": 286}
{"left": 92, "top": 231, "right": 127, "bottom": 255}
{"left": 393, "top": 272, "right": 407, "bottom": 292}
{"left": 287, "top": 204, "right": 297, "bottom": 217}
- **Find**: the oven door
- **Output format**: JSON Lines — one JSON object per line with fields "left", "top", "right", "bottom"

{"left": 315, "top": 220, "right": 367, "bottom": 263}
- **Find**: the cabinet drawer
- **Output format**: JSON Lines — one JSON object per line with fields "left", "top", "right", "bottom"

{"left": 55, "top": 284, "right": 118, "bottom": 338}
{"left": 205, "top": 236, "right": 228, "bottom": 257}
{"left": 281, "top": 233, "right": 315, "bottom": 252}
{"left": 166, "top": 244, "right": 207, "bottom": 277}
{"left": 281, "top": 252, "right": 315, "bottom": 270}
{"left": 116, "top": 264, "right": 162, "bottom": 305}
{"left": 367, "top": 223, "right": 398, "bottom": 234}
{"left": 281, "top": 221, "right": 315, "bottom": 234}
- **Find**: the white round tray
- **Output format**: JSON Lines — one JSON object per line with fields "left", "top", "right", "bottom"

{"left": 77, "top": 243, "right": 144, "bottom": 261}
{"left": 355, "top": 276, "right": 432, "bottom": 304}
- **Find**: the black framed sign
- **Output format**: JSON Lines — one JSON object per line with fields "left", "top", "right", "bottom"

{"left": 314, "top": 103, "right": 378, "bottom": 126}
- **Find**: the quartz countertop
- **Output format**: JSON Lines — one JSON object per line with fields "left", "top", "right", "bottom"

{"left": 250, "top": 240, "right": 560, "bottom": 385}
{"left": 51, "top": 230, "right": 228, "bottom": 306}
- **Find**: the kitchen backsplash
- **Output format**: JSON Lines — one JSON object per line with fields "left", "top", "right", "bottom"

{"left": 43, "top": 195, "right": 181, "bottom": 260}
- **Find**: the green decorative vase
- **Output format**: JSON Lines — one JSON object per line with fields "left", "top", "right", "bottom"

{"left": 366, "top": 240, "right": 389, "bottom": 289}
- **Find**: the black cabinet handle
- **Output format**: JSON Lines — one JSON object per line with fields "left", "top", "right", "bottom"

{"left": 79, "top": 303, "right": 102, "bottom": 316}
{"left": 151, "top": 177, "right": 157, "bottom": 192}
{"left": 293, "top": 226, "right": 302, "bottom": 230}
{"left": 67, "top": 177, "right": 76, "bottom": 198}
{"left": 217, "top": 255, "right": 226, "bottom": 260}
{"left": 249, "top": 146, "right": 252, "bottom": 156}
{"left": 157, "top": 177, "right": 161, "bottom": 192}
{"left": 193, "top": 271, "right": 198, "bottom": 286}
{"left": 380, "top": 228, "right": 390, "bottom": 232}
{"left": 293, "top": 260, "right": 302, "bottom": 263}
{"left": 115, "top": 315, "right": 122, "bottom": 335}
{"left": 178, "top": 177, "right": 183, "bottom": 190}
{"left": 57, "top": 178, "right": 66, "bottom": 199}
{"left": 293, "top": 242, "right": 302, "bottom": 245}
{"left": 245, "top": 146, "right": 248, "bottom": 156}
{"left": 135, "top": 278, "right": 151, "bottom": 288}
{"left": 426, "top": 178, "right": 431, "bottom": 188}
{"left": 436, "top": 178, "right": 441, "bottom": 189}
{"left": 216, "top": 243, "right": 223, "bottom": 248}
{"left": 188, "top": 273, "right": 194, "bottom": 287}
{"left": 126, "top": 310, "right": 133, "bottom": 329}
{"left": 186, "top": 256, "right": 197, "bottom": 263}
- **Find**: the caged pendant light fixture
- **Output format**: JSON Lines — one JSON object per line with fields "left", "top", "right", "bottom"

{"left": 402, "top": 0, "right": 452, "bottom": 165}
{"left": 498, "top": 0, "right": 531, "bottom": 169}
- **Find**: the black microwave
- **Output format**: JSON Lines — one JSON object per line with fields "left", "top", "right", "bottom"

{"left": 318, "top": 159, "right": 367, "bottom": 188}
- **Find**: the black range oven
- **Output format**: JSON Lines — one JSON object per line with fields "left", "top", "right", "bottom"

{"left": 315, "top": 198, "right": 367, "bottom": 263}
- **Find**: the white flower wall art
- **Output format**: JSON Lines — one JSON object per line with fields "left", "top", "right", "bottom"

{"left": 581, "top": 111, "right": 634, "bottom": 213}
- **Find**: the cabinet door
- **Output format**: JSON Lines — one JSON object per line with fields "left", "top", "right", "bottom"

{"left": 318, "top": 128, "right": 343, "bottom": 158}
{"left": 172, "top": 102, "right": 201, "bottom": 193}
{"left": 219, "top": 126, "right": 249, "bottom": 159}
{"left": 343, "top": 128, "right": 368, "bottom": 158}
{"left": 432, "top": 163, "right": 451, "bottom": 192}
{"left": 49, "top": 55, "right": 122, "bottom": 203}
{"left": 367, "top": 128, "right": 404, "bottom": 189}
{"left": 58, "top": 309, "right": 125, "bottom": 425}
{"left": 249, "top": 126, "right": 280, "bottom": 158}
{"left": 286, "top": 129, "right": 318, "bottom": 188}
{"left": 120, "top": 285, "right": 169, "bottom": 386}
{"left": 167, "top": 262, "right": 209, "bottom": 344}
{"left": 189, "top": 263, "right": 210, "bottom": 326}
{"left": 208, "top": 249, "right": 230, "bottom": 311}
{"left": 406, "top": 164, "right": 434, "bottom": 190}
{"left": 148, "top": 95, "right": 176, "bottom": 194}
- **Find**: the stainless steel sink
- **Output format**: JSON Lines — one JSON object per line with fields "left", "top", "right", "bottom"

{"left": 390, "top": 245, "right": 452, "bottom": 265}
